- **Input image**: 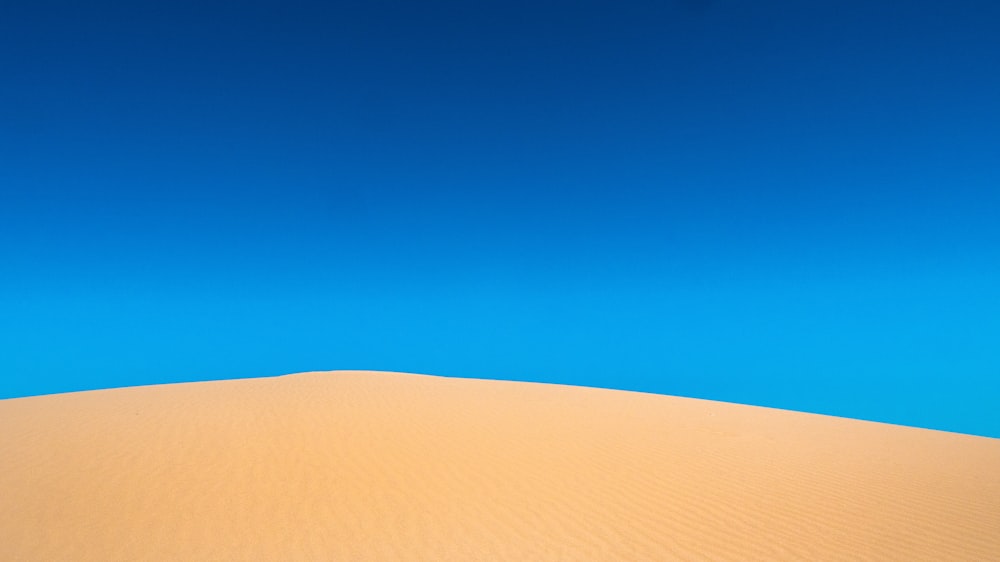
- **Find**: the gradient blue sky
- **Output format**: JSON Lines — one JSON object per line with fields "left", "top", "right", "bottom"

{"left": 2, "top": 0, "right": 998, "bottom": 436}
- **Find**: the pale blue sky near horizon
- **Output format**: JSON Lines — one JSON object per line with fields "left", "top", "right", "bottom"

{"left": 2, "top": 0, "right": 998, "bottom": 437}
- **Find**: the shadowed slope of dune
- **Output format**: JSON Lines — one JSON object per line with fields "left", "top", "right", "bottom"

{"left": 1, "top": 370, "right": 998, "bottom": 561}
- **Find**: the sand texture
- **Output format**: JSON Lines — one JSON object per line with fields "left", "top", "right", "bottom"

{"left": 2, "top": 370, "right": 999, "bottom": 561}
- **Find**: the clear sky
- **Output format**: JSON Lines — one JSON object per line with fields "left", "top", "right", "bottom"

{"left": 2, "top": 0, "right": 998, "bottom": 437}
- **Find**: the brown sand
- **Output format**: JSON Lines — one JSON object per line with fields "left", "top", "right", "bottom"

{"left": 1, "top": 370, "right": 998, "bottom": 561}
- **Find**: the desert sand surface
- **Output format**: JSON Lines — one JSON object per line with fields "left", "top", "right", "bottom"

{"left": 1, "top": 370, "right": 999, "bottom": 561}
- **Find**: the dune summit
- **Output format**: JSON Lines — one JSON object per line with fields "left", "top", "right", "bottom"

{"left": 1, "top": 371, "right": 998, "bottom": 560}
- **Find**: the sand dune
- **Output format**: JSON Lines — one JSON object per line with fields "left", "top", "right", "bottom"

{"left": 1, "top": 370, "right": 998, "bottom": 561}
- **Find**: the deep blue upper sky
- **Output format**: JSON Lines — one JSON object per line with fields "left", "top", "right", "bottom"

{"left": 2, "top": 1, "right": 998, "bottom": 436}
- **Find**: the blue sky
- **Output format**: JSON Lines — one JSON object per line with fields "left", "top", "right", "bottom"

{"left": 2, "top": 0, "right": 998, "bottom": 437}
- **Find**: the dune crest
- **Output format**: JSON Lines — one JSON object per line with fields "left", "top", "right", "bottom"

{"left": 2, "top": 370, "right": 998, "bottom": 560}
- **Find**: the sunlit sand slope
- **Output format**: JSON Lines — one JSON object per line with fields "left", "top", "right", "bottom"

{"left": 2, "top": 370, "right": 998, "bottom": 560}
